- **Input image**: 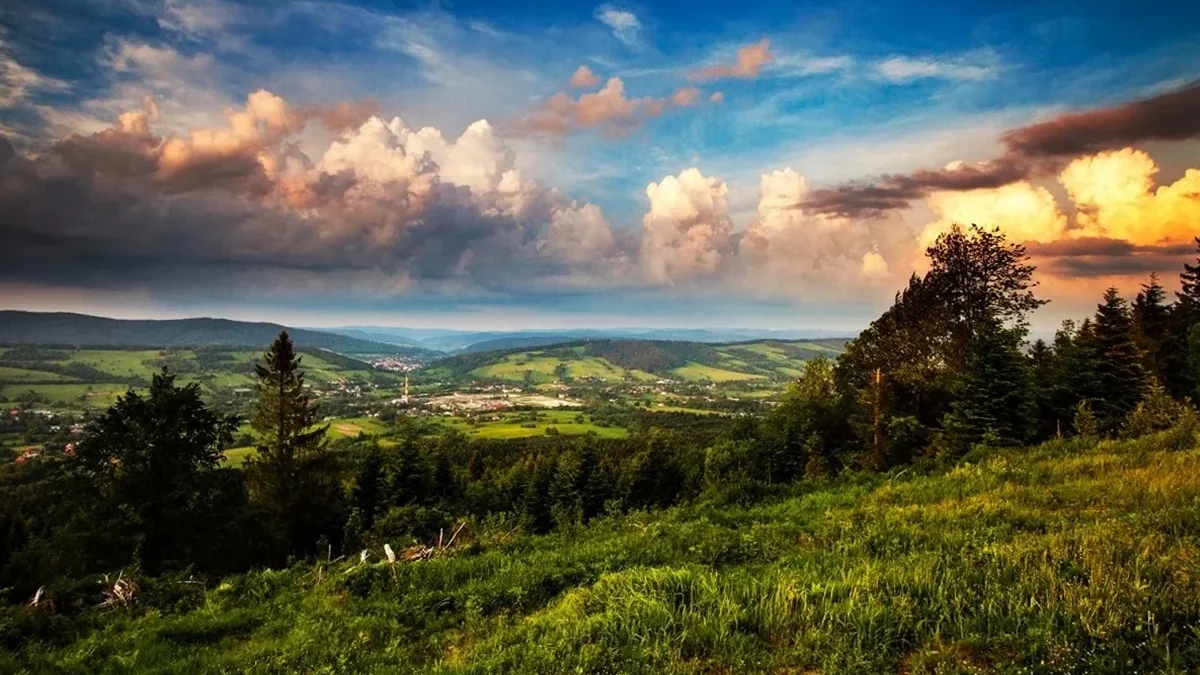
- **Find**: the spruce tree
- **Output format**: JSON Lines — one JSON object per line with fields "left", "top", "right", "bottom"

{"left": 1027, "top": 339, "right": 1059, "bottom": 441}
{"left": 247, "top": 331, "right": 334, "bottom": 564}
{"left": 352, "top": 443, "right": 385, "bottom": 531}
{"left": 942, "top": 321, "right": 1033, "bottom": 455}
{"left": 1133, "top": 273, "right": 1171, "bottom": 381}
{"left": 1178, "top": 237, "right": 1200, "bottom": 309}
{"left": 1164, "top": 239, "right": 1200, "bottom": 397}
{"left": 1092, "top": 288, "right": 1148, "bottom": 434}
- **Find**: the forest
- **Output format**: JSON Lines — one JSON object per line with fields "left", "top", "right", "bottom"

{"left": 4, "top": 225, "right": 1200, "bottom": 673}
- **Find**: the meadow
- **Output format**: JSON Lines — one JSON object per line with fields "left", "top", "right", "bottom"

{"left": 8, "top": 423, "right": 1200, "bottom": 674}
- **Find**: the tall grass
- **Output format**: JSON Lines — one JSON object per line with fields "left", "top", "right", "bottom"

{"left": 6, "top": 424, "right": 1200, "bottom": 673}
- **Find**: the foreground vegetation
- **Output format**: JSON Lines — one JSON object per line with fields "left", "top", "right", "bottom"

{"left": 6, "top": 423, "right": 1200, "bottom": 673}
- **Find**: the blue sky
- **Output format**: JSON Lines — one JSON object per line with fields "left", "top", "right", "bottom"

{"left": 1, "top": 0, "right": 1198, "bottom": 329}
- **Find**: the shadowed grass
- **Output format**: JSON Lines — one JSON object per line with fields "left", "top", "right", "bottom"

{"left": 6, "top": 425, "right": 1200, "bottom": 673}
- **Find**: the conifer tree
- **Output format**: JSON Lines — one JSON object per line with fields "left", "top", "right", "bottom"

{"left": 1178, "top": 237, "right": 1200, "bottom": 309}
{"left": 1164, "top": 239, "right": 1200, "bottom": 397}
{"left": 1133, "top": 273, "right": 1171, "bottom": 380}
{"left": 1027, "top": 339, "right": 1059, "bottom": 441}
{"left": 352, "top": 443, "right": 385, "bottom": 531}
{"left": 942, "top": 321, "right": 1033, "bottom": 455}
{"left": 246, "top": 331, "right": 335, "bottom": 564}
{"left": 1092, "top": 288, "right": 1148, "bottom": 434}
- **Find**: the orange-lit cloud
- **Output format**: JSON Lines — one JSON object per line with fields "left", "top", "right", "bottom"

{"left": 569, "top": 65, "right": 600, "bottom": 88}
{"left": 517, "top": 77, "right": 716, "bottom": 136}
{"left": 917, "top": 147, "right": 1199, "bottom": 296}
{"left": 691, "top": 39, "right": 772, "bottom": 81}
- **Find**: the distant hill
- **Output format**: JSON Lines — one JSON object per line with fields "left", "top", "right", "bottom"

{"left": 0, "top": 311, "right": 435, "bottom": 356}
{"left": 321, "top": 326, "right": 860, "bottom": 353}
{"left": 422, "top": 337, "right": 850, "bottom": 384}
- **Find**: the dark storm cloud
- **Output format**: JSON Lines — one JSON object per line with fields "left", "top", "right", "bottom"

{"left": 1026, "top": 237, "right": 1197, "bottom": 278}
{"left": 803, "top": 81, "right": 1200, "bottom": 218}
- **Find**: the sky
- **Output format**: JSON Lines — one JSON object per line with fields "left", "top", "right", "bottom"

{"left": 0, "top": 0, "right": 1198, "bottom": 331}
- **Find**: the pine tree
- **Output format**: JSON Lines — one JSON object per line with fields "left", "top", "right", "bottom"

{"left": 1178, "top": 237, "right": 1200, "bottom": 308}
{"left": 1092, "top": 288, "right": 1148, "bottom": 434}
{"left": 246, "top": 331, "right": 334, "bottom": 564}
{"left": 352, "top": 443, "right": 384, "bottom": 531}
{"left": 385, "top": 429, "right": 433, "bottom": 508}
{"left": 1027, "top": 339, "right": 1059, "bottom": 441}
{"left": 1164, "top": 239, "right": 1200, "bottom": 397}
{"left": 1133, "top": 273, "right": 1171, "bottom": 381}
{"left": 942, "top": 321, "right": 1033, "bottom": 456}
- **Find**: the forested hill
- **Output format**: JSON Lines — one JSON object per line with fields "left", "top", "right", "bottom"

{"left": 423, "top": 337, "right": 850, "bottom": 383}
{"left": 0, "top": 311, "right": 431, "bottom": 355}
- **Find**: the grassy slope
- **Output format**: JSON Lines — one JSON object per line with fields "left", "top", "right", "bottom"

{"left": 0, "top": 349, "right": 393, "bottom": 406}
{"left": 434, "top": 410, "right": 630, "bottom": 439}
{"left": 469, "top": 350, "right": 655, "bottom": 384}
{"left": 10, "top": 426, "right": 1200, "bottom": 673}
{"left": 429, "top": 339, "right": 839, "bottom": 386}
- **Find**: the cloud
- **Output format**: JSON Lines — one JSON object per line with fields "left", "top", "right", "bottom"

{"left": 804, "top": 81, "right": 1200, "bottom": 218}
{"left": 670, "top": 87, "right": 700, "bottom": 106}
{"left": 912, "top": 147, "right": 1199, "bottom": 288}
{"left": 0, "top": 91, "right": 632, "bottom": 297}
{"left": 1001, "top": 81, "right": 1200, "bottom": 157}
{"left": 569, "top": 65, "right": 600, "bottom": 88}
{"left": 875, "top": 55, "right": 996, "bottom": 83}
{"left": 595, "top": 5, "right": 642, "bottom": 48}
{"left": 691, "top": 39, "right": 773, "bottom": 81}
{"left": 641, "top": 168, "right": 734, "bottom": 285}
{"left": 736, "top": 169, "right": 914, "bottom": 297}
{"left": 773, "top": 54, "right": 853, "bottom": 78}
{"left": 1059, "top": 148, "right": 1200, "bottom": 245}
{"left": 516, "top": 77, "right": 713, "bottom": 137}
{"left": 709, "top": 92, "right": 724, "bottom": 104}
{"left": 301, "top": 99, "right": 381, "bottom": 133}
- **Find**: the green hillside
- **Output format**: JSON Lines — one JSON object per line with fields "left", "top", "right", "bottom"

{"left": 423, "top": 338, "right": 847, "bottom": 384}
{"left": 0, "top": 311, "right": 433, "bottom": 356}
{"left": 9, "top": 428, "right": 1200, "bottom": 673}
{"left": 0, "top": 345, "right": 397, "bottom": 407}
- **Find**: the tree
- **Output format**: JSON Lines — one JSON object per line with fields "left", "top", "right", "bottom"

{"left": 924, "top": 224, "right": 1046, "bottom": 371}
{"left": 1133, "top": 273, "right": 1171, "bottom": 381}
{"left": 1092, "top": 288, "right": 1148, "bottom": 434}
{"left": 941, "top": 322, "right": 1033, "bottom": 456}
{"left": 1164, "top": 239, "right": 1200, "bottom": 397}
{"left": 1027, "top": 339, "right": 1059, "bottom": 441}
{"left": 1178, "top": 237, "right": 1200, "bottom": 309}
{"left": 246, "top": 331, "right": 337, "bottom": 565}
{"left": 76, "top": 368, "right": 239, "bottom": 574}
{"left": 834, "top": 225, "right": 1045, "bottom": 465}
{"left": 351, "top": 443, "right": 385, "bottom": 531}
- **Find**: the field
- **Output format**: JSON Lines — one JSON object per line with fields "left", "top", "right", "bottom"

{"left": 0, "top": 383, "right": 129, "bottom": 406}
{"left": 425, "top": 339, "right": 846, "bottom": 387}
{"left": 469, "top": 349, "right": 656, "bottom": 384}
{"left": 671, "top": 361, "right": 766, "bottom": 382}
{"left": 0, "top": 348, "right": 395, "bottom": 409}
{"left": 434, "top": 409, "right": 630, "bottom": 439}
{"left": 10, "top": 426, "right": 1200, "bottom": 673}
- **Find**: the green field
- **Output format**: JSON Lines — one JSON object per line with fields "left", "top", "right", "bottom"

{"left": 12, "top": 427, "right": 1200, "bottom": 673}
{"left": 470, "top": 350, "right": 654, "bottom": 384}
{"left": 671, "top": 362, "right": 766, "bottom": 382}
{"left": 436, "top": 409, "right": 629, "bottom": 439}
{"left": 0, "top": 383, "right": 129, "bottom": 406}
{"left": 0, "top": 366, "right": 76, "bottom": 383}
